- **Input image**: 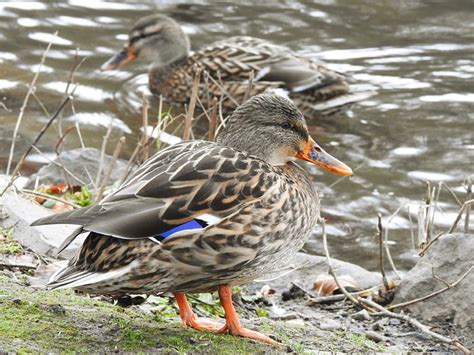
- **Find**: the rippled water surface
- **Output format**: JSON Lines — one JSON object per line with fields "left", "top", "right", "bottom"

{"left": 1, "top": 0, "right": 473, "bottom": 272}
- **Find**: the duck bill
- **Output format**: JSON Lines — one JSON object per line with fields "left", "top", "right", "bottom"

{"left": 101, "top": 48, "right": 136, "bottom": 71}
{"left": 296, "top": 138, "right": 353, "bottom": 176}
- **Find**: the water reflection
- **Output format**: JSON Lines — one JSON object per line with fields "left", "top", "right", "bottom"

{"left": 1, "top": 0, "right": 473, "bottom": 272}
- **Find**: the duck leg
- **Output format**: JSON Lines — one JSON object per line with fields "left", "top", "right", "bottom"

{"left": 174, "top": 292, "right": 223, "bottom": 332}
{"left": 217, "top": 285, "right": 279, "bottom": 345}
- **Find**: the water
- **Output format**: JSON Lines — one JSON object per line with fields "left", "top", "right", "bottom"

{"left": 1, "top": 0, "right": 473, "bottom": 272}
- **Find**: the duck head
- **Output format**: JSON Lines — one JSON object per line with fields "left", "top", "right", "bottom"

{"left": 217, "top": 94, "right": 353, "bottom": 175}
{"left": 101, "top": 14, "right": 190, "bottom": 71}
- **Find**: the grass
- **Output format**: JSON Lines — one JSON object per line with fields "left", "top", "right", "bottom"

{"left": 0, "top": 275, "right": 274, "bottom": 353}
{"left": 0, "top": 273, "right": 392, "bottom": 353}
{"left": 0, "top": 226, "right": 23, "bottom": 255}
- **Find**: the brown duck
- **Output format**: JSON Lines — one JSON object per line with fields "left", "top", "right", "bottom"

{"left": 102, "top": 14, "right": 368, "bottom": 118}
{"left": 32, "top": 95, "right": 352, "bottom": 345}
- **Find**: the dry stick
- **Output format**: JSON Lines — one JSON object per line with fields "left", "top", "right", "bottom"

{"left": 364, "top": 298, "right": 470, "bottom": 354}
{"left": 321, "top": 218, "right": 369, "bottom": 309}
{"left": 383, "top": 201, "right": 407, "bottom": 279}
{"left": 0, "top": 91, "right": 75, "bottom": 198}
{"left": 205, "top": 71, "right": 239, "bottom": 107}
{"left": 183, "top": 68, "right": 202, "bottom": 141}
{"left": 322, "top": 219, "right": 471, "bottom": 354}
{"left": 208, "top": 97, "right": 218, "bottom": 142}
{"left": 388, "top": 266, "right": 473, "bottom": 311}
{"left": 327, "top": 161, "right": 365, "bottom": 189}
{"left": 94, "top": 121, "right": 114, "bottom": 194}
{"left": 407, "top": 205, "right": 416, "bottom": 250}
{"left": 377, "top": 213, "right": 389, "bottom": 290}
{"left": 95, "top": 137, "right": 126, "bottom": 202}
{"left": 6, "top": 32, "right": 57, "bottom": 176}
{"left": 58, "top": 52, "right": 86, "bottom": 137}
{"left": 423, "top": 182, "right": 435, "bottom": 244}
{"left": 308, "top": 287, "right": 379, "bottom": 305}
{"left": 30, "top": 145, "right": 88, "bottom": 187}
{"left": 142, "top": 92, "right": 150, "bottom": 161}
{"left": 418, "top": 231, "right": 445, "bottom": 257}
{"left": 464, "top": 177, "right": 472, "bottom": 233}
{"left": 20, "top": 188, "right": 80, "bottom": 209}
{"left": 439, "top": 181, "right": 463, "bottom": 206}
{"left": 448, "top": 199, "right": 474, "bottom": 234}
{"left": 242, "top": 70, "right": 254, "bottom": 104}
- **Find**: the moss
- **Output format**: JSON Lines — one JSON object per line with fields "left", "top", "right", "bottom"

{"left": 0, "top": 276, "right": 272, "bottom": 353}
{"left": 0, "top": 275, "right": 390, "bottom": 353}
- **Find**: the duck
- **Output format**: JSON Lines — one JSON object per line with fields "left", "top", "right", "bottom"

{"left": 31, "top": 94, "right": 352, "bottom": 345}
{"left": 101, "top": 14, "right": 367, "bottom": 119}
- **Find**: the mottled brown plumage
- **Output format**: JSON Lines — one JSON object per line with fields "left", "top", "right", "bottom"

{"left": 102, "top": 15, "right": 369, "bottom": 119}
{"left": 32, "top": 94, "right": 352, "bottom": 344}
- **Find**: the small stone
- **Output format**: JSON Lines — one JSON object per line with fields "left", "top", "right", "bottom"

{"left": 372, "top": 320, "right": 385, "bottom": 331}
{"left": 319, "top": 319, "right": 342, "bottom": 330}
{"left": 286, "top": 318, "right": 305, "bottom": 327}
{"left": 388, "top": 318, "right": 401, "bottom": 326}
{"left": 364, "top": 330, "right": 388, "bottom": 343}
{"left": 351, "top": 309, "right": 371, "bottom": 321}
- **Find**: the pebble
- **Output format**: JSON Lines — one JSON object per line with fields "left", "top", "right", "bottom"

{"left": 286, "top": 318, "right": 305, "bottom": 327}
{"left": 351, "top": 309, "right": 371, "bottom": 321}
{"left": 388, "top": 318, "right": 401, "bottom": 326}
{"left": 319, "top": 319, "right": 342, "bottom": 330}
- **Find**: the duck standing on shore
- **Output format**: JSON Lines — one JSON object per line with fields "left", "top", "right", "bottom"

{"left": 102, "top": 14, "right": 367, "bottom": 118}
{"left": 32, "top": 94, "right": 352, "bottom": 344}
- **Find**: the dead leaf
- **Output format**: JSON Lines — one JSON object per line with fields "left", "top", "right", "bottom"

{"left": 313, "top": 274, "right": 359, "bottom": 296}
{"left": 46, "top": 183, "right": 67, "bottom": 195}
{"left": 259, "top": 284, "right": 276, "bottom": 297}
{"left": 52, "top": 202, "right": 74, "bottom": 212}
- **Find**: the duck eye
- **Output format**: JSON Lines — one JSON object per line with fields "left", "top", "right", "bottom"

{"left": 281, "top": 122, "right": 292, "bottom": 130}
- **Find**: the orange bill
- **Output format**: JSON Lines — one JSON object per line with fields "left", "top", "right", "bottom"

{"left": 296, "top": 137, "right": 353, "bottom": 175}
{"left": 101, "top": 47, "right": 137, "bottom": 71}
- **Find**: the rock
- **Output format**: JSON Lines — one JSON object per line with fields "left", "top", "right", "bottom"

{"left": 252, "top": 252, "right": 382, "bottom": 295}
{"left": 392, "top": 233, "right": 474, "bottom": 349}
{"left": 0, "top": 189, "right": 84, "bottom": 259}
{"left": 351, "top": 309, "right": 371, "bottom": 321}
{"left": 319, "top": 318, "right": 342, "bottom": 330}
{"left": 25, "top": 147, "right": 127, "bottom": 189}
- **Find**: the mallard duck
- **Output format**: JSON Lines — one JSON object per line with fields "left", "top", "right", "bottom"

{"left": 32, "top": 94, "right": 352, "bottom": 345}
{"left": 101, "top": 14, "right": 365, "bottom": 118}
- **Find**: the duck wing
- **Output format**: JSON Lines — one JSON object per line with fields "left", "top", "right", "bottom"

{"left": 192, "top": 36, "right": 348, "bottom": 94}
{"left": 32, "top": 140, "right": 272, "bottom": 250}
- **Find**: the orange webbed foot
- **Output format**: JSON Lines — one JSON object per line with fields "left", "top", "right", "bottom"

{"left": 174, "top": 292, "right": 223, "bottom": 332}
{"left": 217, "top": 285, "right": 281, "bottom": 346}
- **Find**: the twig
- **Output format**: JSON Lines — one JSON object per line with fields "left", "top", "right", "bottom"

{"left": 94, "top": 121, "right": 114, "bottom": 193}
{"left": 382, "top": 201, "right": 407, "bottom": 279}
{"left": 96, "top": 137, "right": 126, "bottom": 202}
{"left": 418, "top": 231, "right": 445, "bottom": 256}
{"left": 447, "top": 199, "right": 474, "bottom": 234}
{"left": 183, "top": 67, "right": 202, "bottom": 141}
{"left": 0, "top": 261, "right": 37, "bottom": 271}
{"left": 242, "top": 70, "right": 254, "bottom": 103}
{"left": 327, "top": 161, "right": 365, "bottom": 189}
{"left": 208, "top": 97, "right": 218, "bottom": 142}
{"left": 321, "top": 217, "right": 369, "bottom": 309}
{"left": 364, "top": 298, "right": 470, "bottom": 354}
{"left": 118, "top": 142, "right": 143, "bottom": 186}
{"left": 6, "top": 32, "right": 57, "bottom": 175}
{"left": 308, "top": 287, "right": 378, "bottom": 305}
{"left": 407, "top": 205, "right": 416, "bottom": 250}
{"left": 377, "top": 213, "right": 389, "bottom": 289}
{"left": 464, "top": 177, "right": 472, "bottom": 233}
{"left": 1, "top": 89, "right": 76, "bottom": 198}
{"left": 142, "top": 92, "right": 149, "bottom": 161}
{"left": 58, "top": 51, "right": 86, "bottom": 136}
{"left": 20, "top": 188, "right": 80, "bottom": 209}
{"left": 388, "top": 266, "right": 473, "bottom": 310}
{"left": 323, "top": 217, "right": 470, "bottom": 353}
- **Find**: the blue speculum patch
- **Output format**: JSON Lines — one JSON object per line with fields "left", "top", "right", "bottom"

{"left": 159, "top": 219, "right": 208, "bottom": 238}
